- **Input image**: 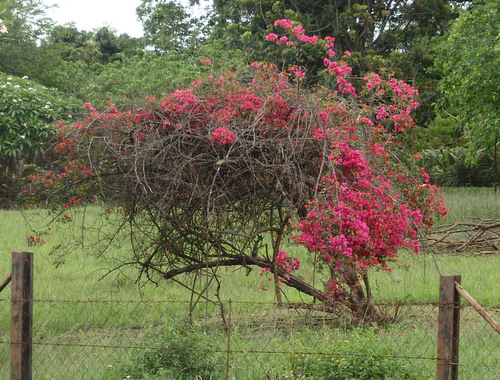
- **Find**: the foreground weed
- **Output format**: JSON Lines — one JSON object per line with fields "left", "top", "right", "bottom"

{"left": 278, "top": 327, "right": 424, "bottom": 380}
{"left": 112, "top": 324, "right": 224, "bottom": 380}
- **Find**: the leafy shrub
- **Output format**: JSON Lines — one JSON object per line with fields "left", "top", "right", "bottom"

{"left": 0, "top": 73, "right": 77, "bottom": 158}
{"left": 414, "top": 116, "right": 463, "bottom": 150}
{"left": 281, "top": 328, "right": 420, "bottom": 380}
{"left": 419, "top": 147, "right": 493, "bottom": 187}
{"left": 74, "top": 44, "right": 246, "bottom": 107}
{"left": 116, "top": 325, "right": 224, "bottom": 379}
{"left": 0, "top": 73, "right": 78, "bottom": 207}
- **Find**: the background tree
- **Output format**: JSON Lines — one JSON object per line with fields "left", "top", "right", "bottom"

{"left": 35, "top": 25, "right": 146, "bottom": 96}
{"left": 137, "top": 0, "right": 203, "bottom": 53}
{"left": 209, "top": 0, "right": 469, "bottom": 130}
{"left": 0, "top": 12, "right": 8, "bottom": 36}
{"left": 211, "top": 0, "right": 459, "bottom": 61}
{"left": 0, "top": 0, "right": 54, "bottom": 78}
{"left": 434, "top": 0, "right": 499, "bottom": 189}
{"left": 0, "top": 1, "right": 146, "bottom": 97}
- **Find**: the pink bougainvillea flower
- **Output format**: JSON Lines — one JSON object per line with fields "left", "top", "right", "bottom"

{"left": 211, "top": 127, "right": 236, "bottom": 146}
{"left": 274, "top": 19, "right": 293, "bottom": 29}
{"left": 265, "top": 33, "right": 278, "bottom": 41}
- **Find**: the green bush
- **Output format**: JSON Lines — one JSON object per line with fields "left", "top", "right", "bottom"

{"left": 418, "top": 147, "right": 493, "bottom": 187}
{"left": 414, "top": 116, "right": 463, "bottom": 150}
{"left": 281, "top": 328, "right": 420, "bottom": 380}
{"left": 0, "top": 73, "right": 78, "bottom": 207}
{"left": 115, "top": 325, "right": 224, "bottom": 379}
{"left": 0, "top": 73, "right": 77, "bottom": 158}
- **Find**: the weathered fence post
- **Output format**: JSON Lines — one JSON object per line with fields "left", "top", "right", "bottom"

{"left": 10, "top": 251, "right": 33, "bottom": 380}
{"left": 436, "top": 275, "right": 461, "bottom": 380}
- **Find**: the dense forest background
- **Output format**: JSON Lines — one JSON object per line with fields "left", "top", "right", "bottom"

{"left": 0, "top": 0, "right": 499, "bottom": 206}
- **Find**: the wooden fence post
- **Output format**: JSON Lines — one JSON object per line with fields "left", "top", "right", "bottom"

{"left": 436, "top": 275, "right": 461, "bottom": 380}
{"left": 10, "top": 251, "right": 33, "bottom": 380}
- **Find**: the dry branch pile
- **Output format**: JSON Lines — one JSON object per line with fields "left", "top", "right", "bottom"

{"left": 424, "top": 218, "right": 500, "bottom": 254}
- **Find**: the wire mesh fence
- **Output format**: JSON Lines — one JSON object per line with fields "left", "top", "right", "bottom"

{"left": 458, "top": 305, "right": 500, "bottom": 379}
{"left": 0, "top": 298, "right": 499, "bottom": 379}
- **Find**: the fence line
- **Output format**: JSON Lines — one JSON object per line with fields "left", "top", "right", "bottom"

{"left": 1, "top": 298, "right": 497, "bottom": 379}
{"left": 2, "top": 252, "right": 499, "bottom": 379}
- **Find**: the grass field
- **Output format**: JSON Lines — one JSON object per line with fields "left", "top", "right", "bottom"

{"left": 0, "top": 187, "right": 499, "bottom": 379}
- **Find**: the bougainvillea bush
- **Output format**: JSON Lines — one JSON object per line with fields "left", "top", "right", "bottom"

{"left": 22, "top": 20, "right": 446, "bottom": 320}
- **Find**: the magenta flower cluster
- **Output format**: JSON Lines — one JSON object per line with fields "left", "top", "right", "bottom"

{"left": 211, "top": 127, "right": 236, "bottom": 145}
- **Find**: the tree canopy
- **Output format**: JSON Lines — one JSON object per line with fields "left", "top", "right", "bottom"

{"left": 212, "top": 0, "right": 461, "bottom": 61}
{"left": 137, "top": 0, "right": 203, "bottom": 53}
{"left": 434, "top": 0, "right": 499, "bottom": 152}
{"left": 0, "top": 0, "right": 53, "bottom": 77}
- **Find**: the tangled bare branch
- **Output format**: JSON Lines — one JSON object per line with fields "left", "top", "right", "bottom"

{"left": 425, "top": 218, "right": 500, "bottom": 254}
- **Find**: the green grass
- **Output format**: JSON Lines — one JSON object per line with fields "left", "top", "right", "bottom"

{"left": 0, "top": 187, "right": 499, "bottom": 379}
{"left": 439, "top": 187, "right": 500, "bottom": 223}
{"left": 1, "top": 188, "right": 498, "bottom": 304}
{"left": 369, "top": 250, "right": 500, "bottom": 306}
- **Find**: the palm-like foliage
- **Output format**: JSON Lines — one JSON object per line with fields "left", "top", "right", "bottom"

{"left": 419, "top": 147, "right": 493, "bottom": 187}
